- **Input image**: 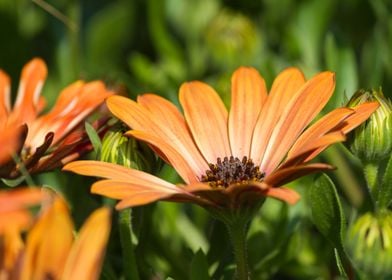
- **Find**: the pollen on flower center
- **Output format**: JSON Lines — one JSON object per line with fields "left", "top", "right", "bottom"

{"left": 201, "top": 156, "right": 265, "bottom": 188}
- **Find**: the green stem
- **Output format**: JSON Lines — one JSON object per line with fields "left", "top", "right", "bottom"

{"left": 12, "top": 154, "right": 35, "bottom": 186}
{"left": 324, "top": 146, "right": 363, "bottom": 207}
{"left": 119, "top": 209, "right": 140, "bottom": 280}
{"left": 226, "top": 219, "right": 250, "bottom": 280}
{"left": 364, "top": 163, "right": 379, "bottom": 200}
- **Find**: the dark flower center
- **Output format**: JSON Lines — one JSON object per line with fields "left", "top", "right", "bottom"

{"left": 201, "top": 156, "right": 265, "bottom": 188}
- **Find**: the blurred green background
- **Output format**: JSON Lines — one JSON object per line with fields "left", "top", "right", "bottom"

{"left": 2, "top": 0, "right": 392, "bottom": 279}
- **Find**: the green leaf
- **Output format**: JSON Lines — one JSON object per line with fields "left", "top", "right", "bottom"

{"left": 334, "top": 248, "right": 348, "bottom": 279}
{"left": 85, "top": 122, "right": 102, "bottom": 156}
{"left": 310, "top": 174, "right": 346, "bottom": 252}
{"left": 378, "top": 154, "right": 392, "bottom": 209}
{"left": 1, "top": 176, "right": 26, "bottom": 187}
{"left": 190, "top": 249, "right": 210, "bottom": 280}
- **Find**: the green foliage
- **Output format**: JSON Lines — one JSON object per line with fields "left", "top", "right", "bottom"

{"left": 85, "top": 121, "right": 102, "bottom": 157}
{"left": 190, "top": 249, "right": 210, "bottom": 280}
{"left": 377, "top": 154, "right": 392, "bottom": 209}
{"left": 310, "top": 174, "right": 346, "bottom": 253}
{"left": 2, "top": 0, "right": 392, "bottom": 278}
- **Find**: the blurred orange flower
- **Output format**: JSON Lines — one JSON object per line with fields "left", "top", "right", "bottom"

{"left": 0, "top": 188, "right": 47, "bottom": 233}
{"left": 65, "top": 67, "right": 378, "bottom": 210}
{"left": 0, "top": 192, "right": 111, "bottom": 280}
{"left": 0, "top": 58, "right": 113, "bottom": 179}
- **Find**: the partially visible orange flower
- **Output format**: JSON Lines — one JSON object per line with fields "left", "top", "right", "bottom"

{"left": 64, "top": 67, "right": 379, "bottom": 210}
{"left": 0, "top": 58, "right": 114, "bottom": 178}
{"left": 0, "top": 193, "right": 111, "bottom": 280}
{"left": 0, "top": 188, "right": 47, "bottom": 233}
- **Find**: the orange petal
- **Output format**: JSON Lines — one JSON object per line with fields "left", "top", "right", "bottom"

{"left": 137, "top": 94, "right": 208, "bottom": 175}
{"left": 179, "top": 81, "right": 231, "bottom": 163}
{"left": 0, "top": 211, "right": 32, "bottom": 233}
{"left": 283, "top": 131, "right": 346, "bottom": 166}
{"left": 21, "top": 197, "right": 74, "bottom": 280}
{"left": 126, "top": 130, "right": 199, "bottom": 183}
{"left": 229, "top": 67, "right": 267, "bottom": 158}
{"left": 340, "top": 101, "right": 380, "bottom": 133}
{"left": 1, "top": 228, "right": 24, "bottom": 272}
{"left": 91, "top": 180, "right": 184, "bottom": 199}
{"left": 261, "top": 71, "right": 335, "bottom": 174}
{"left": 0, "top": 187, "right": 46, "bottom": 213}
{"left": 0, "top": 70, "right": 11, "bottom": 120}
{"left": 0, "top": 123, "right": 27, "bottom": 165}
{"left": 264, "top": 187, "right": 301, "bottom": 205}
{"left": 182, "top": 182, "right": 212, "bottom": 192}
{"left": 264, "top": 163, "right": 334, "bottom": 187}
{"left": 250, "top": 67, "right": 306, "bottom": 165}
{"left": 27, "top": 81, "right": 112, "bottom": 148}
{"left": 63, "top": 160, "right": 178, "bottom": 191}
{"left": 106, "top": 95, "right": 154, "bottom": 129}
{"left": 287, "top": 108, "right": 354, "bottom": 158}
{"left": 11, "top": 58, "right": 47, "bottom": 125}
{"left": 107, "top": 95, "right": 207, "bottom": 176}
{"left": 115, "top": 191, "right": 177, "bottom": 209}
{"left": 62, "top": 207, "right": 111, "bottom": 280}
{"left": 92, "top": 180, "right": 208, "bottom": 208}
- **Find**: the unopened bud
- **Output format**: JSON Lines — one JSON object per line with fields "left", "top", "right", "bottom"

{"left": 346, "top": 89, "right": 392, "bottom": 163}
{"left": 345, "top": 211, "right": 392, "bottom": 278}
{"left": 101, "top": 125, "right": 155, "bottom": 171}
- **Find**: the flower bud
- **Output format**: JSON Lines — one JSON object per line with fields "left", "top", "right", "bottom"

{"left": 101, "top": 124, "right": 155, "bottom": 171}
{"left": 345, "top": 211, "right": 392, "bottom": 278}
{"left": 346, "top": 89, "right": 392, "bottom": 163}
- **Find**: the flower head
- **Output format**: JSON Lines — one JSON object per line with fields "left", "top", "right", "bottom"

{"left": 0, "top": 190, "right": 111, "bottom": 280}
{"left": 346, "top": 89, "right": 392, "bottom": 163}
{"left": 345, "top": 211, "right": 392, "bottom": 278}
{"left": 0, "top": 58, "right": 114, "bottom": 178}
{"left": 64, "top": 67, "right": 378, "bottom": 210}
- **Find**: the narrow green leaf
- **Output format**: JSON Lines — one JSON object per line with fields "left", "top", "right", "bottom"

{"left": 378, "top": 154, "right": 392, "bottom": 209}
{"left": 190, "top": 249, "right": 210, "bottom": 280}
{"left": 334, "top": 248, "right": 348, "bottom": 279}
{"left": 1, "top": 176, "right": 26, "bottom": 187}
{"left": 310, "top": 174, "right": 346, "bottom": 252}
{"left": 85, "top": 122, "right": 102, "bottom": 156}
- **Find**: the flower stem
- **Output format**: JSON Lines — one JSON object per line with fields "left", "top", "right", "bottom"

{"left": 364, "top": 163, "right": 379, "bottom": 201}
{"left": 119, "top": 209, "right": 140, "bottom": 280}
{"left": 226, "top": 219, "right": 250, "bottom": 280}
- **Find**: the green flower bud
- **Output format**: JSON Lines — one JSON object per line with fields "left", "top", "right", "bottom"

{"left": 345, "top": 211, "right": 392, "bottom": 278}
{"left": 101, "top": 124, "right": 156, "bottom": 171}
{"left": 346, "top": 89, "right": 392, "bottom": 164}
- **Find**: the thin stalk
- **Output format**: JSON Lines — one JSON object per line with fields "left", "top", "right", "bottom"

{"left": 12, "top": 154, "right": 35, "bottom": 186}
{"left": 226, "top": 219, "right": 250, "bottom": 280}
{"left": 324, "top": 146, "right": 363, "bottom": 207}
{"left": 119, "top": 209, "right": 140, "bottom": 280}
{"left": 364, "top": 163, "right": 378, "bottom": 192}
{"left": 364, "top": 163, "right": 379, "bottom": 207}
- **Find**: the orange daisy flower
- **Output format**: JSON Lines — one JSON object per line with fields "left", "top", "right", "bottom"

{"left": 64, "top": 67, "right": 378, "bottom": 210}
{"left": 0, "top": 194, "right": 111, "bottom": 280}
{"left": 0, "top": 58, "right": 113, "bottom": 179}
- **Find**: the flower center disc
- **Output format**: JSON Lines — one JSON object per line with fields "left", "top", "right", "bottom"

{"left": 201, "top": 156, "right": 265, "bottom": 188}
